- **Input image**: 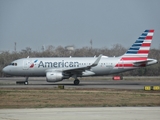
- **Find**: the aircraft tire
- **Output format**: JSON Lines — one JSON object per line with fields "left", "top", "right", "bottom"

{"left": 24, "top": 81, "right": 28, "bottom": 85}
{"left": 74, "top": 79, "right": 80, "bottom": 85}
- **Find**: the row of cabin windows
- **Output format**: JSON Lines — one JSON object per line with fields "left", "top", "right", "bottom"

{"left": 8, "top": 62, "right": 112, "bottom": 67}
{"left": 79, "top": 63, "right": 112, "bottom": 65}
{"left": 79, "top": 63, "right": 91, "bottom": 65}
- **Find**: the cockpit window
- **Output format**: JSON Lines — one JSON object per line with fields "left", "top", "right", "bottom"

{"left": 10, "top": 63, "right": 17, "bottom": 66}
{"left": 9, "top": 63, "right": 14, "bottom": 65}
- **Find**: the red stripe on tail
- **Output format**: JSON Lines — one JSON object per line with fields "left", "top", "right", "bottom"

{"left": 137, "top": 50, "right": 149, "bottom": 54}
{"left": 145, "top": 36, "right": 152, "bottom": 40}
{"left": 142, "top": 43, "right": 151, "bottom": 47}
{"left": 149, "top": 30, "right": 154, "bottom": 32}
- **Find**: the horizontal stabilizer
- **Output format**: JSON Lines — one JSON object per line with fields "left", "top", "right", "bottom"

{"left": 133, "top": 59, "right": 157, "bottom": 67}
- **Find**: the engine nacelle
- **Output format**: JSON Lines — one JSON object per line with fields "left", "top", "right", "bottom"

{"left": 46, "top": 71, "right": 63, "bottom": 82}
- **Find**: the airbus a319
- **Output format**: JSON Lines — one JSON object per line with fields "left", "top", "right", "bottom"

{"left": 2, "top": 29, "right": 157, "bottom": 85}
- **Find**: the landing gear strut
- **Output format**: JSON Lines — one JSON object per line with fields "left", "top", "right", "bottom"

{"left": 74, "top": 79, "right": 80, "bottom": 85}
{"left": 24, "top": 77, "right": 29, "bottom": 85}
{"left": 16, "top": 77, "right": 29, "bottom": 85}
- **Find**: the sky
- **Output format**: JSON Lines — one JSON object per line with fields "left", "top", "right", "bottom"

{"left": 0, "top": 0, "right": 160, "bottom": 52}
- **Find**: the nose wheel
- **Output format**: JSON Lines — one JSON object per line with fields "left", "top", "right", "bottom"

{"left": 24, "top": 81, "right": 28, "bottom": 85}
{"left": 74, "top": 79, "right": 80, "bottom": 85}
{"left": 16, "top": 77, "right": 29, "bottom": 85}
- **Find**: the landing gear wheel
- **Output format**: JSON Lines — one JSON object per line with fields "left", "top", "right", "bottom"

{"left": 24, "top": 81, "right": 28, "bottom": 85}
{"left": 74, "top": 79, "right": 80, "bottom": 85}
{"left": 24, "top": 77, "right": 29, "bottom": 85}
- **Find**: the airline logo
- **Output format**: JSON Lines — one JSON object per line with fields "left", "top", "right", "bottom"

{"left": 30, "top": 60, "right": 38, "bottom": 68}
{"left": 115, "top": 29, "right": 154, "bottom": 68}
{"left": 38, "top": 60, "right": 79, "bottom": 68}
{"left": 124, "top": 29, "right": 154, "bottom": 57}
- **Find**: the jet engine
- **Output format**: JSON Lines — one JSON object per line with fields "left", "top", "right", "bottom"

{"left": 46, "top": 71, "right": 64, "bottom": 82}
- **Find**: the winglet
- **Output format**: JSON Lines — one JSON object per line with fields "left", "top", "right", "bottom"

{"left": 91, "top": 54, "right": 102, "bottom": 67}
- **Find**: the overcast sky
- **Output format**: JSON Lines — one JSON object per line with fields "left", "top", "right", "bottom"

{"left": 0, "top": 0, "right": 160, "bottom": 52}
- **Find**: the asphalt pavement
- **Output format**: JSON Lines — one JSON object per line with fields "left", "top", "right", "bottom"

{"left": 0, "top": 77, "right": 160, "bottom": 89}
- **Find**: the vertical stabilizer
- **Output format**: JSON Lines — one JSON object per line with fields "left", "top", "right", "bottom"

{"left": 115, "top": 29, "right": 155, "bottom": 68}
{"left": 122, "top": 29, "right": 154, "bottom": 60}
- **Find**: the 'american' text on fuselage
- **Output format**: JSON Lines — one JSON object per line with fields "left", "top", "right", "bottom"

{"left": 38, "top": 60, "right": 79, "bottom": 68}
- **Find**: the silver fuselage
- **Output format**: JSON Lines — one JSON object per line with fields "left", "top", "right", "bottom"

{"left": 2, "top": 56, "right": 157, "bottom": 77}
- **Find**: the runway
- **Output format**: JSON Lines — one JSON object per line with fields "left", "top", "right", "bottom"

{"left": 0, "top": 77, "right": 160, "bottom": 89}
{"left": 0, "top": 107, "right": 160, "bottom": 120}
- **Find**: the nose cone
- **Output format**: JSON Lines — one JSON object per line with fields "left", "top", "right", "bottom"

{"left": 2, "top": 67, "right": 9, "bottom": 74}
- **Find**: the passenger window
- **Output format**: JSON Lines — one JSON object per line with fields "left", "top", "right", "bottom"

{"left": 15, "top": 63, "right": 17, "bottom": 66}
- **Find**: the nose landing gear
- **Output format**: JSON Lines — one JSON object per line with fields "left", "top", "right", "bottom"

{"left": 16, "top": 77, "right": 29, "bottom": 85}
{"left": 24, "top": 77, "right": 29, "bottom": 85}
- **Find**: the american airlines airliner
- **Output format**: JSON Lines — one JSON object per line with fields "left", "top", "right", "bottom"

{"left": 2, "top": 29, "right": 158, "bottom": 85}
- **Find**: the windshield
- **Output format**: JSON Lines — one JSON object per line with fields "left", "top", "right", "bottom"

{"left": 9, "top": 63, "right": 17, "bottom": 66}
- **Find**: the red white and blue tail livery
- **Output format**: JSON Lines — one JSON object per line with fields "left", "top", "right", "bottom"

{"left": 115, "top": 29, "right": 156, "bottom": 68}
{"left": 124, "top": 29, "right": 154, "bottom": 57}
{"left": 3, "top": 29, "right": 158, "bottom": 85}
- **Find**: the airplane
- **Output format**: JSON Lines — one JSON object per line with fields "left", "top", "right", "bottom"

{"left": 2, "top": 29, "right": 158, "bottom": 85}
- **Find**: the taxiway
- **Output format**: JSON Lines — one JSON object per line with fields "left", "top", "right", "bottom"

{"left": 0, "top": 77, "right": 160, "bottom": 89}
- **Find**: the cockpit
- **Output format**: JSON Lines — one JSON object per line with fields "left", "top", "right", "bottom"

{"left": 9, "top": 63, "right": 17, "bottom": 66}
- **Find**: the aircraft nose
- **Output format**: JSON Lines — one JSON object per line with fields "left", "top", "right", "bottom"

{"left": 2, "top": 67, "right": 9, "bottom": 74}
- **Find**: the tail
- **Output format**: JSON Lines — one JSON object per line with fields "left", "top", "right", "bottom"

{"left": 115, "top": 29, "right": 155, "bottom": 68}
{"left": 121, "top": 29, "right": 154, "bottom": 61}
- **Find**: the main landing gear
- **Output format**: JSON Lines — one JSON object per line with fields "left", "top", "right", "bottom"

{"left": 74, "top": 79, "right": 80, "bottom": 85}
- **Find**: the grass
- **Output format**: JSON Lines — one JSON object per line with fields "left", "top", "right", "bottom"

{"left": 0, "top": 88, "right": 160, "bottom": 108}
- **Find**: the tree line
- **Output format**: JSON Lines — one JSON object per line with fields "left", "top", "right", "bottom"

{"left": 0, "top": 44, "right": 160, "bottom": 77}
